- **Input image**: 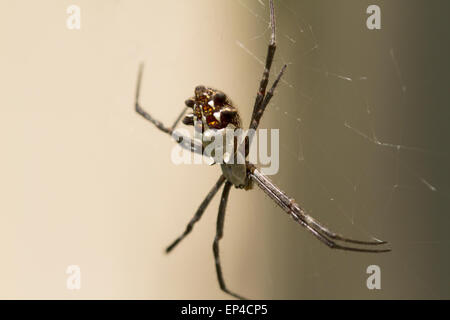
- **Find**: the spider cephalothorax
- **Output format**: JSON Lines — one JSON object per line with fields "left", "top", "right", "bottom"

{"left": 183, "top": 85, "right": 241, "bottom": 130}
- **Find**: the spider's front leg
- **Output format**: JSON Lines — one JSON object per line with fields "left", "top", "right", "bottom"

{"left": 135, "top": 63, "right": 203, "bottom": 155}
{"left": 247, "top": 0, "right": 287, "bottom": 148}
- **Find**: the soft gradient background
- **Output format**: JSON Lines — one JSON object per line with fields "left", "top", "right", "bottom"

{"left": 0, "top": 0, "right": 448, "bottom": 299}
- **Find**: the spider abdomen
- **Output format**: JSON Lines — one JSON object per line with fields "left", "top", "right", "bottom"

{"left": 184, "top": 85, "right": 241, "bottom": 130}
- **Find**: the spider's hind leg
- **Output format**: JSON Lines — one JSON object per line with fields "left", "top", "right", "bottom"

{"left": 213, "top": 181, "right": 246, "bottom": 300}
{"left": 290, "top": 206, "right": 391, "bottom": 253}
{"left": 303, "top": 214, "right": 387, "bottom": 246}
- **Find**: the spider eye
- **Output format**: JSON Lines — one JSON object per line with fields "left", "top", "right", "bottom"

{"left": 213, "top": 92, "right": 226, "bottom": 105}
{"left": 185, "top": 99, "right": 195, "bottom": 108}
{"left": 195, "top": 85, "right": 206, "bottom": 96}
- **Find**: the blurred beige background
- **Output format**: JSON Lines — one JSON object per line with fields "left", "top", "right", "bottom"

{"left": 0, "top": 0, "right": 448, "bottom": 299}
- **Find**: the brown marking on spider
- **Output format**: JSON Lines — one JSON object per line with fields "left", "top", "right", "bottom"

{"left": 183, "top": 85, "right": 241, "bottom": 130}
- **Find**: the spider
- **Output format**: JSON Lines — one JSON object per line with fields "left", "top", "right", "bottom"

{"left": 134, "top": 0, "right": 390, "bottom": 300}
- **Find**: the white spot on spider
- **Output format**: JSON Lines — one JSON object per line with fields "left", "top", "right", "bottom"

{"left": 208, "top": 100, "right": 215, "bottom": 108}
{"left": 205, "top": 156, "right": 215, "bottom": 166}
{"left": 203, "top": 129, "right": 214, "bottom": 140}
{"left": 223, "top": 152, "right": 232, "bottom": 164}
{"left": 213, "top": 111, "right": 221, "bottom": 122}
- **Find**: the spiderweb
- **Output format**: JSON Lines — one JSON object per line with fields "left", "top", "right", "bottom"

{"left": 228, "top": 0, "right": 449, "bottom": 299}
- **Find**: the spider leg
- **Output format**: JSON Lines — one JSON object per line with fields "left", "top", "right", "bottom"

{"left": 166, "top": 175, "right": 226, "bottom": 253}
{"left": 299, "top": 219, "right": 388, "bottom": 253}
{"left": 247, "top": 0, "right": 288, "bottom": 149}
{"left": 249, "top": 64, "right": 287, "bottom": 133}
{"left": 213, "top": 181, "right": 246, "bottom": 300}
{"left": 298, "top": 211, "right": 387, "bottom": 245}
{"left": 249, "top": 167, "right": 391, "bottom": 253}
{"left": 289, "top": 208, "right": 391, "bottom": 253}
{"left": 170, "top": 106, "right": 188, "bottom": 132}
{"left": 135, "top": 63, "right": 202, "bottom": 154}
{"left": 249, "top": 0, "right": 277, "bottom": 130}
